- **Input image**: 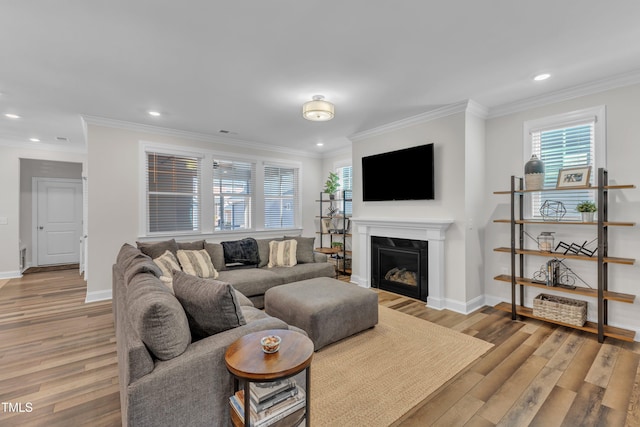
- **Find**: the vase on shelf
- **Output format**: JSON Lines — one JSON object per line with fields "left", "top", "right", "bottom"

{"left": 581, "top": 212, "right": 595, "bottom": 222}
{"left": 524, "top": 154, "right": 545, "bottom": 190}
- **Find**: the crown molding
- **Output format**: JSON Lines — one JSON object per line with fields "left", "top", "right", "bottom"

{"left": 321, "top": 144, "right": 352, "bottom": 159}
{"left": 488, "top": 69, "right": 640, "bottom": 118}
{"left": 0, "top": 138, "right": 87, "bottom": 154}
{"left": 349, "top": 100, "right": 469, "bottom": 142}
{"left": 81, "top": 115, "right": 323, "bottom": 159}
{"left": 466, "top": 100, "right": 489, "bottom": 119}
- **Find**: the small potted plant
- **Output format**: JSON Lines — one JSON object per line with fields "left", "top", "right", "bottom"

{"left": 576, "top": 200, "right": 597, "bottom": 222}
{"left": 323, "top": 172, "right": 340, "bottom": 199}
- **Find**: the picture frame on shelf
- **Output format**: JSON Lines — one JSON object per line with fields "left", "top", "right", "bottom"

{"left": 320, "top": 218, "right": 332, "bottom": 234}
{"left": 556, "top": 166, "right": 591, "bottom": 188}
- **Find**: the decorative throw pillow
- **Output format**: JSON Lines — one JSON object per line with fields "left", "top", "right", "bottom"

{"left": 204, "top": 242, "right": 227, "bottom": 272}
{"left": 136, "top": 239, "right": 179, "bottom": 259}
{"left": 256, "top": 238, "right": 283, "bottom": 267}
{"left": 172, "top": 271, "right": 246, "bottom": 340}
{"left": 126, "top": 273, "right": 191, "bottom": 360}
{"left": 153, "top": 250, "right": 182, "bottom": 293}
{"left": 177, "top": 249, "right": 218, "bottom": 279}
{"left": 284, "top": 236, "right": 316, "bottom": 264}
{"left": 267, "top": 239, "right": 298, "bottom": 268}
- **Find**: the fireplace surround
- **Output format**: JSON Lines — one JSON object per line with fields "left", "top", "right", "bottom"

{"left": 351, "top": 218, "right": 453, "bottom": 309}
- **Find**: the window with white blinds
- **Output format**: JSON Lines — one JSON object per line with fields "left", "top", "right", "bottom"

{"left": 525, "top": 106, "right": 605, "bottom": 220}
{"left": 213, "top": 159, "right": 254, "bottom": 231}
{"left": 337, "top": 165, "right": 353, "bottom": 215}
{"left": 264, "top": 165, "right": 299, "bottom": 229}
{"left": 146, "top": 152, "right": 201, "bottom": 233}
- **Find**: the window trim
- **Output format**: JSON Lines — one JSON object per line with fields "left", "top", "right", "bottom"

{"left": 522, "top": 105, "right": 606, "bottom": 219}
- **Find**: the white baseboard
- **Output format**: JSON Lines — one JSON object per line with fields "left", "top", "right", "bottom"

{"left": 350, "top": 275, "right": 367, "bottom": 287}
{"left": 85, "top": 289, "right": 112, "bottom": 303}
{"left": 0, "top": 270, "right": 22, "bottom": 279}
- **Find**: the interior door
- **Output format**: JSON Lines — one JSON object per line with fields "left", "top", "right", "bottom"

{"left": 36, "top": 179, "right": 83, "bottom": 266}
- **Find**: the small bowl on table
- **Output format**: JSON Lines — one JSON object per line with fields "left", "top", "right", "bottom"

{"left": 261, "top": 335, "right": 281, "bottom": 354}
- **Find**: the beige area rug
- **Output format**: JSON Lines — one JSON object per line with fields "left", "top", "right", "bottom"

{"left": 310, "top": 306, "right": 494, "bottom": 426}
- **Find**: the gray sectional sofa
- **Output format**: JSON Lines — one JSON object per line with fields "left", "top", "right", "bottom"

{"left": 112, "top": 237, "right": 335, "bottom": 427}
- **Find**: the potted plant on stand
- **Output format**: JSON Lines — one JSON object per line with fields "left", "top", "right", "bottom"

{"left": 323, "top": 172, "right": 340, "bottom": 200}
{"left": 576, "top": 201, "right": 597, "bottom": 222}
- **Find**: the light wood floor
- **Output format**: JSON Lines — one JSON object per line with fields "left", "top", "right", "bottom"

{"left": 1, "top": 271, "right": 639, "bottom": 426}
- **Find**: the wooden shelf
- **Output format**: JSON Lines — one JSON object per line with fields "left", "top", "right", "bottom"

{"left": 315, "top": 232, "right": 352, "bottom": 237}
{"left": 494, "top": 302, "right": 636, "bottom": 342}
{"left": 493, "top": 274, "right": 635, "bottom": 303}
{"left": 493, "top": 219, "right": 635, "bottom": 227}
{"left": 494, "top": 247, "right": 635, "bottom": 265}
{"left": 314, "top": 247, "right": 340, "bottom": 254}
{"left": 494, "top": 184, "right": 635, "bottom": 195}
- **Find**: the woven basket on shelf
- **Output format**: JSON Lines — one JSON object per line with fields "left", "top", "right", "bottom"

{"left": 532, "top": 293, "right": 587, "bottom": 327}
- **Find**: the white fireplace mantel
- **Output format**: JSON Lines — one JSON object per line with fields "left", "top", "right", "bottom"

{"left": 351, "top": 217, "right": 454, "bottom": 310}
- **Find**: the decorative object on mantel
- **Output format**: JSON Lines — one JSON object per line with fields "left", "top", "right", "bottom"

{"left": 539, "top": 200, "right": 566, "bottom": 221}
{"left": 556, "top": 166, "right": 592, "bottom": 188}
{"left": 524, "top": 154, "right": 545, "bottom": 190}
{"left": 555, "top": 239, "right": 597, "bottom": 257}
{"left": 576, "top": 200, "right": 597, "bottom": 222}
{"left": 537, "top": 231, "right": 555, "bottom": 252}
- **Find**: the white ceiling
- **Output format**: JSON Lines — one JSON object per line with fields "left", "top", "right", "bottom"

{"left": 2, "top": 1, "right": 640, "bottom": 155}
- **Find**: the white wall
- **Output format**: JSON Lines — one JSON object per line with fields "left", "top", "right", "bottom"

{"left": 350, "top": 111, "right": 469, "bottom": 305}
{"left": 484, "top": 83, "right": 640, "bottom": 335}
{"left": 0, "top": 145, "right": 86, "bottom": 278}
{"left": 86, "top": 124, "right": 324, "bottom": 301}
{"left": 20, "top": 159, "right": 83, "bottom": 268}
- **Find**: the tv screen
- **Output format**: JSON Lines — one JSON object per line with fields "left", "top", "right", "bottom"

{"left": 362, "top": 143, "right": 434, "bottom": 201}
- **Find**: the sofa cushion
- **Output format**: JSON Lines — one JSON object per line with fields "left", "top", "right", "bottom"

{"left": 267, "top": 240, "right": 298, "bottom": 268}
{"left": 284, "top": 236, "right": 316, "bottom": 264}
{"left": 217, "top": 268, "right": 284, "bottom": 298}
{"left": 269, "top": 262, "right": 336, "bottom": 283}
{"left": 256, "top": 238, "right": 283, "bottom": 268}
{"left": 204, "top": 242, "right": 227, "bottom": 272}
{"left": 177, "top": 240, "right": 206, "bottom": 250}
{"left": 117, "top": 243, "right": 163, "bottom": 286}
{"left": 177, "top": 249, "right": 218, "bottom": 279}
{"left": 137, "top": 239, "right": 179, "bottom": 259}
{"left": 233, "top": 288, "right": 254, "bottom": 307}
{"left": 172, "top": 271, "right": 246, "bottom": 340}
{"left": 126, "top": 273, "right": 191, "bottom": 361}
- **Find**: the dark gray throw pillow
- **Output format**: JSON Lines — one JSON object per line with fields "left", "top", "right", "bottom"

{"left": 137, "top": 239, "right": 179, "bottom": 259}
{"left": 172, "top": 271, "right": 246, "bottom": 340}
{"left": 177, "top": 240, "right": 206, "bottom": 251}
{"left": 126, "top": 273, "right": 191, "bottom": 360}
{"left": 284, "top": 236, "right": 316, "bottom": 264}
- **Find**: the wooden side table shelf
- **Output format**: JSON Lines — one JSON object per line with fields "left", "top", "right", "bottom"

{"left": 225, "top": 329, "right": 314, "bottom": 427}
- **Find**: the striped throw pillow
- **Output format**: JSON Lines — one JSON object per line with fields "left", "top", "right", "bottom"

{"left": 267, "top": 240, "right": 298, "bottom": 268}
{"left": 153, "top": 250, "right": 182, "bottom": 293}
{"left": 177, "top": 249, "right": 219, "bottom": 279}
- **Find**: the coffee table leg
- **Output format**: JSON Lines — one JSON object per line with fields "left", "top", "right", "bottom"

{"left": 306, "top": 367, "right": 310, "bottom": 427}
{"left": 244, "top": 381, "right": 251, "bottom": 426}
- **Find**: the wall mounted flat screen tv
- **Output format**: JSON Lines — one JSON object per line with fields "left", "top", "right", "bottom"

{"left": 362, "top": 143, "right": 434, "bottom": 201}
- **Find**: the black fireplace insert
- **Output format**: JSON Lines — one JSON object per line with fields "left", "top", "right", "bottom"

{"left": 371, "top": 236, "right": 428, "bottom": 301}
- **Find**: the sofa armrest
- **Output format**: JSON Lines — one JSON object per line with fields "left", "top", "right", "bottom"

{"left": 313, "top": 252, "right": 328, "bottom": 263}
{"left": 125, "top": 316, "right": 289, "bottom": 427}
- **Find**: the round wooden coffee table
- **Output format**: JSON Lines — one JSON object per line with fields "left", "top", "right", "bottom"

{"left": 225, "top": 329, "right": 314, "bottom": 427}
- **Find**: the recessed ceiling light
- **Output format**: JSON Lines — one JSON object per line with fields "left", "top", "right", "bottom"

{"left": 148, "top": 111, "right": 161, "bottom": 117}
{"left": 316, "top": 143, "right": 324, "bottom": 147}
{"left": 5, "top": 113, "right": 20, "bottom": 119}
{"left": 29, "top": 138, "right": 40, "bottom": 142}
{"left": 533, "top": 73, "right": 551, "bottom": 81}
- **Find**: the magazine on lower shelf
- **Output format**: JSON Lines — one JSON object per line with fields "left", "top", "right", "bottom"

{"left": 230, "top": 386, "right": 305, "bottom": 427}
{"left": 250, "top": 378, "right": 297, "bottom": 403}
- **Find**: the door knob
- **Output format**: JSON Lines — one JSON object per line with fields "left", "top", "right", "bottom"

{"left": 39, "top": 226, "right": 44, "bottom": 230}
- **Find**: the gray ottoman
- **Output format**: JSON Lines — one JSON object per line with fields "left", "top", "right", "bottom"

{"left": 264, "top": 277, "right": 378, "bottom": 350}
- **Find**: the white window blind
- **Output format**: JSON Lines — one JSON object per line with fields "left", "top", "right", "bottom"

{"left": 264, "top": 165, "right": 299, "bottom": 229}
{"left": 146, "top": 152, "right": 200, "bottom": 233}
{"left": 531, "top": 120, "right": 596, "bottom": 219}
{"left": 337, "top": 165, "right": 353, "bottom": 215}
{"left": 213, "top": 159, "right": 254, "bottom": 231}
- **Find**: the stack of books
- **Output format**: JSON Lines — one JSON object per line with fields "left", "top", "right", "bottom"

{"left": 229, "top": 379, "right": 306, "bottom": 427}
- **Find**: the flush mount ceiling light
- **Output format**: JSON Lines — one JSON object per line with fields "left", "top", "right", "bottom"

{"left": 302, "top": 95, "right": 334, "bottom": 121}
{"left": 533, "top": 73, "right": 551, "bottom": 81}
{"left": 148, "top": 111, "right": 161, "bottom": 117}
{"left": 5, "top": 113, "right": 21, "bottom": 119}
